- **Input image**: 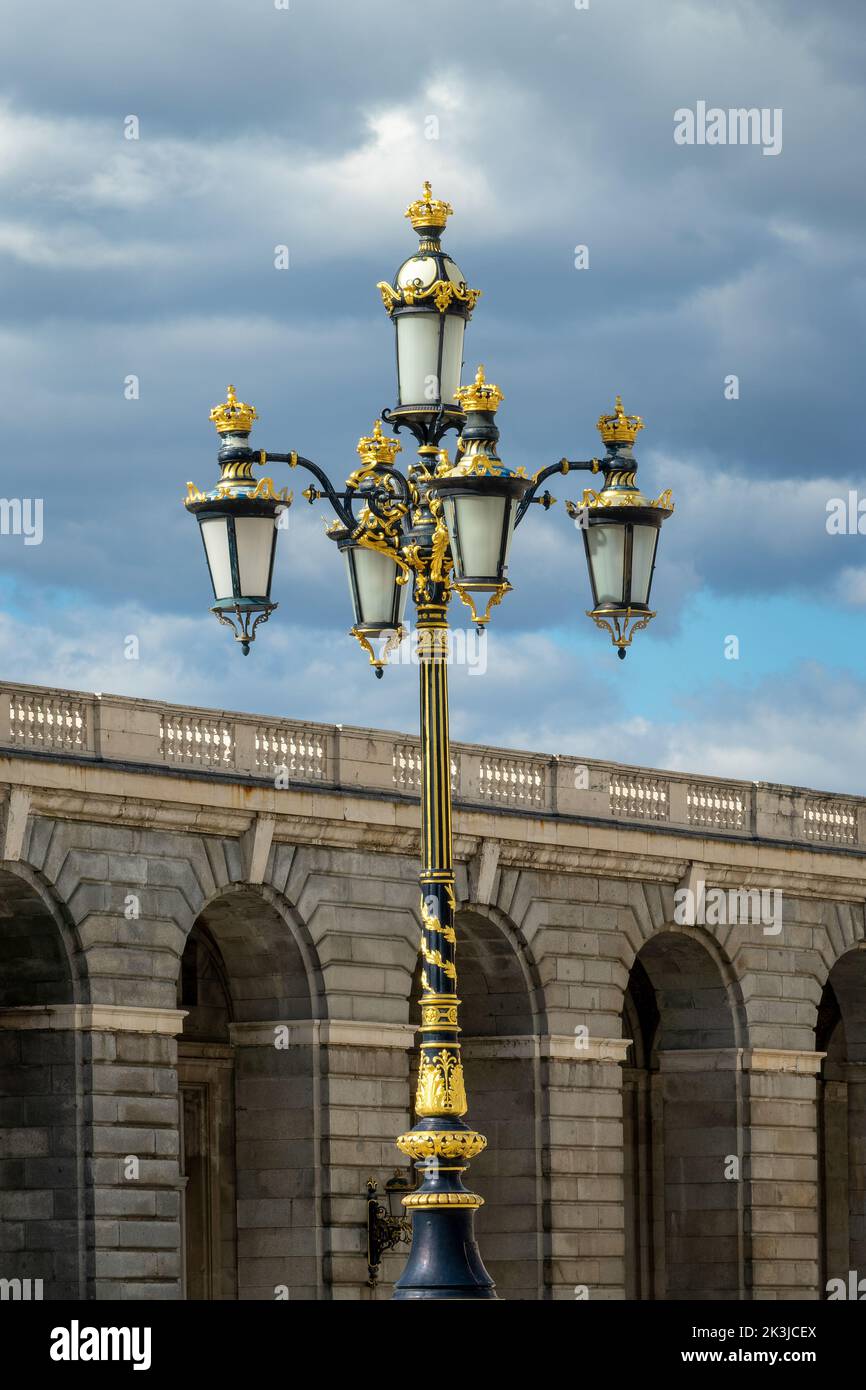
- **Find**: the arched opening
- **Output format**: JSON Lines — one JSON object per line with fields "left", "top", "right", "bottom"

{"left": 817, "top": 947, "right": 866, "bottom": 1293}
{"left": 0, "top": 864, "right": 88, "bottom": 1299}
{"left": 409, "top": 906, "right": 544, "bottom": 1299}
{"left": 177, "top": 885, "right": 320, "bottom": 1300}
{"left": 622, "top": 929, "right": 745, "bottom": 1300}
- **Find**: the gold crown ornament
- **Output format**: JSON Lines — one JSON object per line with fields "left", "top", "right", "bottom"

{"left": 596, "top": 395, "right": 644, "bottom": 447}
{"left": 454, "top": 365, "right": 504, "bottom": 415}
{"left": 355, "top": 419, "right": 402, "bottom": 468}
{"left": 405, "top": 180, "right": 454, "bottom": 233}
{"left": 209, "top": 385, "right": 258, "bottom": 435}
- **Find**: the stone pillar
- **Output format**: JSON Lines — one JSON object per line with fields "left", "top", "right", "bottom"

{"left": 655, "top": 1048, "right": 746, "bottom": 1301}
{"left": 459, "top": 1035, "right": 543, "bottom": 1301}
{"left": 541, "top": 1035, "right": 630, "bottom": 1300}
{"left": 79, "top": 1004, "right": 185, "bottom": 1300}
{"left": 845, "top": 1062, "right": 866, "bottom": 1277}
{"left": 820, "top": 1074, "right": 848, "bottom": 1287}
{"left": 0, "top": 1004, "right": 90, "bottom": 1299}
{"left": 745, "top": 1047, "right": 823, "bottom": 1300}
{"left": 228, "top": 1020, "right": 324, "bottom": 1301}
{"left": 317, "top": 1020, "right": 415, "bottom": 1300}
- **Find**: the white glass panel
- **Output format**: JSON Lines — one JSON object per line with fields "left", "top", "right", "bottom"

{"left": 396, "top": 255, "right": 438, "bottom": 290}
{"left": 345, "top": 547, "right": 402, "bottom": 627}
{"left": 439, "top": 314, "right": 465, "bottom": 405}
{"left": 397, "top": 314, "right": 441, "bottom": 405}
{"left": 200, "top": 517, "right": 233, "bottom": 601}
{"left": 587, "top": 525, "right": 625, "bottom": 605}
{"left": 629, "top": 524, "right": 659, "bottom": 605}
{"left": 445, "top": 495, "right": 507, "bottom": 583}
{"left": 235, "top": 515, "right": 275, "bottom": 598}
{"left": 442, "top": 256, "right": 466, "bottom": 286}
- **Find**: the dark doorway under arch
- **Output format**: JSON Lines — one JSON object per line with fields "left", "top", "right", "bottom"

{"left": 177, "top": 886, "right": 319, "bottom": 1300}
{"left": 622, "top": 929, "right": 745, "bottom": 1300}
{"left": 0, "top": 866, "right": 87, "bottom": 1299}
{"left": 817, "top": 948, "right": 866, "bottom": 1292}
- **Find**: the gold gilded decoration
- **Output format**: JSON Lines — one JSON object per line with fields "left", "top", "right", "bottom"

{"left": 422, "top": 1003, "right": 459, "bottom": 1027}
{"left": 652, "top": 489, "right": 674, "bottom": 510}
{"left": 349, "top": 420, "right": 402, "bottom": 488}
{"left": 250, "top": 477, "right": 292, "bottom": 503}
{"left": 420, "top": 892, "right": 456, "bottom": 943}
{"left": 430, "top": 518, "right": 451, "bottom": 585}
{"left": 209, "top": 384, "right": 258, "bottom": 435}
{"left": 415, "top": 1048, "right": 468, "bottom": 1116}
{"left": 350, "top": 624, "right": 404, "bottom": 674}
{"left": 184, "top": 482, "right": 206, "bottom": 506}
{"left": 376, "top": 277, "right": 481, "bottom": 318}
{"left": 453, "top": 582, "right": 510, "bottom": 627}
{"left": 396, "top": 1130, "right": 487, "bottom": 1162}
{"left": 402, "top": 1191, "right": 483, "bottom": 1210}
{"left": 587, "top": 608, "right": 655, "bottom": 650}
{"left": 419, "top": 938, "right": 457, "bottom": 979}
{"left": 405, "top": 180, "right": 454, "bottom": 232}
{"left": 454, "top": 364, "right": 504, "bottom": 414}
{"left": 597, "top": 395, "right": 644, "bottom": 446}
{"left": 377, "top": 281, "right": 402, "bottom": 314}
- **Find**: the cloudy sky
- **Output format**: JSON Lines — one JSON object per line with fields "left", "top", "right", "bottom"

{"left": 2, "top": 0, "right": 865, "bottom": 792}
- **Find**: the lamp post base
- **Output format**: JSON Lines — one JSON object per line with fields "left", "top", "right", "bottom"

{"left": 393, "top": 1207, "right": 497, "bottom": 1300}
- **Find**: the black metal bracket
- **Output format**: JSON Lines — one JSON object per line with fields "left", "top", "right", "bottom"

{"left": 366, "top": 1173, "right": 414, "bottom": 1287}
{"left": 514, "top": 457, "right": 601, "bottom": 528}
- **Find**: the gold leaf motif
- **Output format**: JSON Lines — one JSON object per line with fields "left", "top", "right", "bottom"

{"left": 396, "top": 1129, "right": 487, "bottom": 1161}
{"left": 415, "top": 1048, "right": 468, "bottom": 1117}
{"left": 419, "top": 894, "right": 456, "bottom": 943}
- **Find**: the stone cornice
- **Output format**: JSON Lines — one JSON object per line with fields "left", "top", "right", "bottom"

{"left": 0, "top": 1004, "right": 187, "bottom": 1034}
{"left": 3, "top": 741, "right": 866, "bottom": 900}
{"left": 228, "top": 1019, "right": 417, "bottom": 1049}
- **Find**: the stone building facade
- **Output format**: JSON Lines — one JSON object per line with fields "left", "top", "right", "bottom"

{"left": 0, "top": 679, "right": 864, "bottom": 1301}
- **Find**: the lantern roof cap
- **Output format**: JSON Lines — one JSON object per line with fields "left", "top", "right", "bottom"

{"left": 405, "top": 180, "right": 454, "bottom": 234}
{"left": 597, "top": 395, "right": 644, "bottom": 447}
{"left": 210, "top": 385, "right": 258, "bottom": 435}
{"left": 454, "top": 365, "right": 504, "bottom": 415}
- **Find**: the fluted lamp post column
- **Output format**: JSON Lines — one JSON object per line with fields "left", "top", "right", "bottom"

{"left": 183, "top": 182, "right": 674, "bottom": 1300}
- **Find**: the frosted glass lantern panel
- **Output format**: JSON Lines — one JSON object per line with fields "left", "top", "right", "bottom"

{"left": 587, "top": 525, "right": 626, "bottom": 606}
{"left": 200, "top": 517, "right": 233, "bottom": 601}
{"left": 397, "top": 315, "right": 442, "bottom": 406}
{"left": 629, "top": 524, "right": 659, "bottom": 606}
{"left": 234, "top": 515, "right": 275, "bottom": 598}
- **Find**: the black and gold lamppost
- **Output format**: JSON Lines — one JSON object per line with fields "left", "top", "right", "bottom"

{"left": 184, "top": 183, "right": 674, "bottom": 1299}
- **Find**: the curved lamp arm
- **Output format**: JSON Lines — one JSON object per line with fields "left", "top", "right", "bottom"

{"left": 261, "top": 451, "right": 358, "bottom": 532}
{"left": 514, "top": 457, "right": 601, "bottom": 528}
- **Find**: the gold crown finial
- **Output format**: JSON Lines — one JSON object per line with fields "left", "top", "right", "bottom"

{"left": 454, "top": 364, "right": 504, "bottom": 414}
{"left": 209, "top": 384, "right": 258, "bottom": 435}
{"left": 356, "top": 419, "right": 402, "bottom": 467}
{"left": 597, "top": 395, "right": 644, "bottom": 446}
{"left": 405, "top": 181, "right": 454, "bottom": 233}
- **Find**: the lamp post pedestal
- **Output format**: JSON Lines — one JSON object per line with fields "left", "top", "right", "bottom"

{"left": 393, "top": 595, "right": 496, "bottom": 1300}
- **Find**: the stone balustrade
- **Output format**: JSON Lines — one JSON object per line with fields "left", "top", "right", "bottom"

{"left": 0, "top": 679, "right": 863, "bottom": 849}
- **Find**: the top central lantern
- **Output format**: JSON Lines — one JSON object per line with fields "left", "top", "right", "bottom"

{"left": 377, "top": 181, "right": 481, "bottom": 443}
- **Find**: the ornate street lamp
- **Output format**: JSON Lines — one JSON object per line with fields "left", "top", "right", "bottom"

{"left": 184, "top": 184, "right": 674, "bottom": 1299}
{"left": 185, "top": 386, "right": 292, "bottom": 653}
{"left": 565, "top": 396, "right": 674, "bottom": 658}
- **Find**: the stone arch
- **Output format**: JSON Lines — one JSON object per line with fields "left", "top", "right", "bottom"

{"left": 177, "top": 881, "right": 324, "bottom": 1300}
{"left": 622, "top": 925, "right": 747, "bottom": 1300}
{"left": 816, "top": 943, "right": 866, "bottom": 1293}
{"left": 0, "top": 860, "right": 90, "bottom": 1299}
{"left": 409, "top": 904, "right": 546, "bottom": 1300}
